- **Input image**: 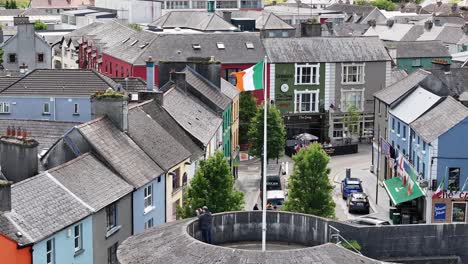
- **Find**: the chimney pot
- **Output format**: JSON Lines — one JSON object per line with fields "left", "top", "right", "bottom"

{"left": 0, "top": 136, "right": 39, "bottom": 183}
{"left": 11, "top": 126, "right": 15, "bottom": 137}
{"left": 0, "top": 180, "right": 12, "bottom": 212}
{"left": 6, "top": 126, "right": 10, "bottom": 136}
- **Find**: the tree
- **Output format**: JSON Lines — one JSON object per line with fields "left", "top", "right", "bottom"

{"left": 34, "top": 20, "right": 47, "bottom": 30}
{"left": 239, "top": 92, "right": 257, "bottom": 145}
{"left": 129, "top": 23, "right": 142, "bottom": 32}
{"left": 248, "top": 104, "right": 286, "bottom": 161}
{"left": 5, "top": 0, "right": 9, "bottom": 8}
{"left": 371, "top": 0, "right": 395, "bottom": 11}
{"left": 342, "top": 105, "right": 360, "bottom": 144}
{"left": 354, "top": 0, "right": 370, "bottom": 5}
{"left": 5, "top": 0, "right": 17, "bottom": 9}
{"left": 283, "top": 143, "right": 335, "bottom": 218}
{"left": 0, "top": 48, "right": 4, "bottom": 64}
{"left": 177, "top": 151, "right": 244, "bottom": 219}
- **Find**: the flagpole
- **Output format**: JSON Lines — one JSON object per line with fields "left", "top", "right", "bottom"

{"left": 261, "top": 55, "right": 267, "bottom": 252}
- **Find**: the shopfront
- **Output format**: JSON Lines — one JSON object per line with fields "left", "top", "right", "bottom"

{"left": 432, "top": 191, "right": 468, "bottom": 223}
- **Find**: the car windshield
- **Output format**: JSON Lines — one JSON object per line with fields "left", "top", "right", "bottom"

{"left": 268, "top": 199, "right": 284, "bottom": 206}
{"left": 346, "top": 184, "right": 361, "bottom": 189}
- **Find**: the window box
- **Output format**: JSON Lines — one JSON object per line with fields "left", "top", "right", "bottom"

{"left": 294, "top": 63, "right": 320, "bottom": 85}
{"left": 74, "top": 249, "right": 85, "bottom": 257}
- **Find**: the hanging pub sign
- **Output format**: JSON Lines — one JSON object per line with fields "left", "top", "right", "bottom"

{"left": 434, "top": 203, "right": 446, "bottom": 221}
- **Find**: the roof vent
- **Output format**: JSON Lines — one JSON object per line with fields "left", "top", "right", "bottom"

{"left": 245, "top": 42, "right": 254, "bottom": 49}
{"left": 192, "top": 43, "right": 201, "bottom": 50}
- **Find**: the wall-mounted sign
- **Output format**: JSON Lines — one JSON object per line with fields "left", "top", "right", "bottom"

{"left": 434, "top": 203, "right": 446, "bottom": 221}
{"left": 280, "top": 83, "right": 289, "bottom": 93}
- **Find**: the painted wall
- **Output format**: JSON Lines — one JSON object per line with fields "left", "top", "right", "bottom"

{"left": 2, "top": 23, "right": 52, "bottom": 71}
{"left": 133, "top": 175, "right": 166, "bottom": 234}
{"left": 0, "top": 96, "right": 91, "bottom": 122}
{"left": 388, "top": 115, "right": 411, "bottom": 156}
{"left": 32, "top": 216, "right": 93, "bottom": 264}
{"left": 409, "top": 128, "right": 431, "bottom": 180}
{"left": 95, "top": 0, "right": 161, "bottom": 23}
{"left": 0, "top": 235, "right": 31, "bottom": 264}
{"left": 373, "top": 98, "right": 390, "bottom": 181}
{"left": 231, "top": 93, "right": 240, "bottom": 153}
{"left": 222, "top": 105, "right": 232, "bottom": 159}
{"left": 92, "top": 194, "right": 133, "bottom": 264}
{"left": 166, "top": 159, "right": 190, "bottom": 222}
{"left": 273, "top": 63, "right": 325, "bottom": 114}
{"left": 436, "top": 118, "right": 468, "bottom": 189}
{"left": 334, "top": 61, "right": 387, "bottom": 113}
{"left": 397, "top": 57, "right": 452, "bottom": 73}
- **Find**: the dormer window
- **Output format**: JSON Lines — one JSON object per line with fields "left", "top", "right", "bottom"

{"left": 216, "top": 42, "right": 225, "bottom": 49}
{"left": 192, "top": 43, "right": 201, "bottom": 50}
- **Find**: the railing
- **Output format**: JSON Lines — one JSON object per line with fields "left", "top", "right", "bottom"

{"left": 328, "top": 225, "right": 362, "bottom": 255}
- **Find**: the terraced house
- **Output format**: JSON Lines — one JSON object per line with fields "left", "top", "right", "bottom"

{"left": 263, "top": 36, "right": 392, "bottom": 142}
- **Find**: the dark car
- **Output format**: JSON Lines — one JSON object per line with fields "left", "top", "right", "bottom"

{"left": 341, "top": 178, "right": 363, "bottom": 199}
{"left": 347, "top": 192, "right": 370, "bottom": 214}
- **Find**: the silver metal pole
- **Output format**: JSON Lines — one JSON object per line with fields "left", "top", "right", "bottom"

{"left": 261, "top": 56, "right": 267, "bottom": 252}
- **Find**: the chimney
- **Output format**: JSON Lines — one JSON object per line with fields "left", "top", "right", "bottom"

{"left": 91, "top": 89, "right": 129, "bottom": 132}
{"left": 432, "top": 59, "right": 451, "bottom": 72}
{"left": 0, "top": 134, "right": 39, "bottom": 183}
{"left": 367, "top": 19, "right": 376, "bottom": 27}
{"left": 301, "top": 19, "right": 322, "bottom": 37}
{"left": 175, "top": 72, "right": 187, "bottom": 92}
{"left": 223, "top": 11, "right": 232, "bottom": 22}
{"left": 424, "top": 20, "right": 433, "bottom": 30}
{"left": 146, "top": 56, "right": 155, "bottom": 91}
{"left": 188, "top": 57, "right": 221, "bottom": 88}
{"left": 463, "top": 23, "right": 468, "bottom": 34}
{"left": 0, "top": 180, "right": 12, "bottom": 212}
{"left": 386, "top": 19, "right": 395, "bottom": 27}
{"left": 207, "top": 0, "right": 215, "bottom": 12}
{"left": 138, "top": 91, "right": 164, "bottom": 106}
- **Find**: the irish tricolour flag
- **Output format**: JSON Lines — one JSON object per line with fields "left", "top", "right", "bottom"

{"left": 231, "top": 60, "right": 264, "bottom": 91}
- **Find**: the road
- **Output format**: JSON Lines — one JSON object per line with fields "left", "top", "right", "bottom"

{"left": 235, "top": 144, "right": 390, "bottom": 221}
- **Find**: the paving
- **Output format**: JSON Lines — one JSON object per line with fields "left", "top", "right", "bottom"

{"left": 235, "top": 155, "right": 261, "bottom": 211}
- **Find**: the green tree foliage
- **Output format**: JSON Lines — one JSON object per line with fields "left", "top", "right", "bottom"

{"left": 239, "top": 92, "right": 257, "bottom": 145}
{"left": 0, "top": 49, "right": 4, "bottom": 64}
{"left": 177, "top": 151, "right": 244, "bottom": 219}
{"left": 248, "top": 104, "right": 286, "bottom": 160}
{"left": 354, "top": 0, "right": 370, "bottom": 5}
{"left": 371, "top": 0, "right": 395, "bottom": 11}
{"left": 283, "top": 143, "right": 335, "bottom": 218}
{"left": 5, "top": 0, "right": 17, "bottom": 9}
{"left": 34, "top": 20, "right": 47, "bottom": 30}
{"left": 342, "top": 105, "right": 360, "bottom": 141}
{"left": 129, "top": 23, "right": 142, "bottom": 32}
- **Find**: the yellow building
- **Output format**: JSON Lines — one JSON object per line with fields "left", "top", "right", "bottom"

{"left": 166, "top": 158, "right": 191, "bottom": 222}
{"left": 221, "top": 79, "right": 241, "bottom": 177}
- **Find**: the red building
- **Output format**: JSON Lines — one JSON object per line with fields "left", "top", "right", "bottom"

{"left": 100, "top": 31, "right": 269, "bottom": 103}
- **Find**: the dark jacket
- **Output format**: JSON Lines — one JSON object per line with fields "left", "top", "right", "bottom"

{"left": 199, "top": 211, "right": 212, "bottom": 230}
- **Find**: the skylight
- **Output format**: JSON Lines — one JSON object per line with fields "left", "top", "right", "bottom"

{"left": 122, "top": 37, "right": 130, "bottom": 44}
{"left": 192, "top": 43, "right": 201, "bottom": 50}
{"left": 130, "top": 40, "right": 139, "bottom": 46}
{"left": 216, "top": 42, "right": 225, "bottom": 49}
{"left": 245, "top": 42, "right": 254, "bottom": 49}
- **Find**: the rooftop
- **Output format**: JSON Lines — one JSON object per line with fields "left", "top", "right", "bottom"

{"left": 386, "top": 40, "right": 450, "bottom": 58}
{"left": 389, "top": 86, "right": 441, "bottom": 124}
{"left": 149, "top": 11, "right": 237, "bottom": 31}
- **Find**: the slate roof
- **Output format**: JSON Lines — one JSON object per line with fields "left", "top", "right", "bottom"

{"left": 183, "top": 67, "right": 231, "bottom": 112}
{"left": 387, "top": 40, "right": 450, "bottom": 58}
{"left": 389, "top": 86, "right": 441, "bottom": 124}
{"left": 389, "top": 69, "right": 408, "bottom": 86}
{"left": 114, "top": 33, "right": 265, "bottom": 65}
{"left": 104, "top": 30, "right": 157, "bottom": 65}
{"left": 428, "top": 68, "right": 468, "bottom": 96}
{"left": 149, "top": 11, "right": 237, "bottom": 31}
{"left": 30, "top": 0, "right": 92, "bottom": 9}
{"left": 411, "top": 96, "right": 468, "bottom": 143}
{"left": 127, "top": 104, "right": 191, "bottom": 171}
{"left": 141, "top": 101, "right": 204, "bottom": 159}
{"left": 255, "top": 12, "right": 294, "bottom": 30}
{"left": 0, "top": 76, "right": 21, "bottom": 90}
{"left": 113, "top": 77, "right": 148, "bottom": 92}
{"left": 49, "top": 153, "right": 133, "bottom": 212}
{"left": 374, "top": 69, "right": 431, "bottom": 105}
{"left": 364, "top": 24, "right": 422, "bottom": 41}
{"left": 78, "top": 118, "right": 164, "bottom": 188}
{"left": 0, "top": 119, "right": 79, "bottom": 151}
{"left": 263, "top": 36, "right": 391, "bottom": 63}
{"left": 332, "top": 23, "right": 370, "bottom": 36}
{"left": 417, "top": 23, "right": 466, "bottom": 44}
{"left": 0, "top": 69, "right": 119, "bottom": 96}
{"left": 163, "top": 86, "right": 222, "bottom": 146}
{"left": 0, "top": 214, "right": 31, "bottom": 245}
{"left": 325, "top": 4, "right": 377, "bottom": 19}
{"left": 421, "top": 3, "right": 459, "bottom": 15}
{"left": 8, "top": 173, "right": 92, "bottom": 243}
{"left": 220, "top": 78, "right": 240, "bottom": 100}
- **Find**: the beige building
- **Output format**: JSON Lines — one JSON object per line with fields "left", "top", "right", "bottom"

{"left": 221, "top": 79, "right": 241, "bottom": 176}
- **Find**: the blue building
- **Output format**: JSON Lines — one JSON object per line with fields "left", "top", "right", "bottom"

{"left": 388, "top": 87, "right": 441, "bottom": 157}
{"left": 0, "top": 69, "right": 120, "bottom": 122}
{"left": 410, "top": 97, "right": 468, "bottom": 223}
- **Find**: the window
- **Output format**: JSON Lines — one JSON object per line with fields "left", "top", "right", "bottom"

{"left": 225, "top": 68, "right": 242, "bottom": 85}
{"left": 106, "top": 202, "right": 117, "bottom": 231}
{"left": 295, "top": 63, "right": 320, "bottom": 85}
{"left": 182, "top": 172, "right": 188, "bottom": 186}
{"left": 403, "top": 149, "right": 406, "bottom": 156}
{"left": 412, "top": 58, "right": 421, "bottom": 67}
{"left": 216, "top": 42, "right": 225, "bottom": 49}
{"left": 402, "top": 125, "right": 406, "bottom": 139}
{"left": 281, "top": 31, "right": 289, "bottom": 37}
{"left": 43, "top": 103, "right": 50, "bottom": 114}
{"left": 172, "top": 169, "right": 180, "bottom": 190}
{"left": 74, "top": 103, "right": 79, "bottom": 114}
{"left": 46, "top": 239, "right": 54, "bottom": 264}
{"left": 341, "top": 89, "right": 364, "bottom": 111}
{"left": 8, "top": 53, "right": 16, "bottom": 63}
{"left": 422, "top": 162, "right": 425, "bottom": 178}
{"left": 74, "top": 224, "right": 82, "bottom": 253}
{"left": 423, "top": 142, "right": 426, "bottom": 151}
{"left": 397, "top": 122, "right": 400, "bottom": 135}
{"left": 216, "top": 0, "right": 237, "bottom": 8}
{"left": 417, "top": 136, "right": 420, "bottom": 145}
{"left": 333, "top": 130, "right": 343, "bottom": 138}
{"left": 144, "top": 218, "right": 154, "bottom": 230}
{"left": 448, "top": 168, "right": 460, "bottom": 192}
{"left": 452, "top": 202, "right": 466, "bottom": 223}
{"left": 192, "top": 0, "right": 206, "bottom": 8}
{"left": 0, "top": 102, "right": 10, "bottom": 113}
{"left": 412, "top": 150, "right": 416, "bottom": 163}
{"left": 342, "top": 64, "right": 365, "bottom": 84}
{"left": 192, "top": 43, "right": 201, "bottom": 50}
{"left": 294, "top": 90, "right": 319, "bottom": 113}
{"left": 245, "top": 42, "right": 254, "bottom": 49}
{"left": 107, "top": 243, "right": 118, "bottom": 264}
{"left": 144, "top": 184, "right": 152, "bottom": 210}
{"left": 37, "top": 53, "right": 44, "bottom": 62}
{"left": 392, "top": 118, "right": 395, "bottom": 130}
{"left": 416, "top": 156, "right": 420, "bottom": 171}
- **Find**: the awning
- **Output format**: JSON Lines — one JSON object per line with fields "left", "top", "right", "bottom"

{"left": 384, "top": 177, "right": 425, "bottom": 206}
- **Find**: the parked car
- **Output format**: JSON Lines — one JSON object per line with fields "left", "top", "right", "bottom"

{"left": 341, "top": 178, "right": 363, "bottom": 199}
{"left": 266, "top": 175, "right": 282, "bottom": 191}
{"left": 347, "top": 192, "right": 370, "bottom": 214}
{"left": 349, "top": 216, "right": 391, "bottom": 226}
{"left": 266, "top": 190, "right": 286, "bottom": 210}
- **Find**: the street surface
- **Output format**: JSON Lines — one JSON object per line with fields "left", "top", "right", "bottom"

{"left": 235, "top": 144, "right": 390, "bottom": 221}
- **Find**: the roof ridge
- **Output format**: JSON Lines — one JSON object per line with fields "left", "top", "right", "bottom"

{"left": 133, "top": 34, "right": 160, "bottom": 64}
{"left": 128, "top": 99, "right": 153, "bottom": 110}
{"left": 47, "top": 153, "right": 91, "bottom": 173}
{"left": 4, "top": 212, "right": 34, "bottom": 243}
{"left": 77, "top": 116, "right": 106, "bottom": 128}
{"left": 204, "top": 12, "right": 217, "bottom": 31}
{"left": 0, "top": 70, "right": 35, "bottom": 94}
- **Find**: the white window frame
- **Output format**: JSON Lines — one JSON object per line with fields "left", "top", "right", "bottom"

{"left": 46, "top": 238, "right": 54, "bottom": 264}
{"left": 341, "top": 63, "right": 365, "bottom": 85}
{"left": 294, "top": 90, "right": 320, "bottom": 113}
{"left": 74, "top": 224, "right": 82, "bottom": 253}
{"left": 144, "top": 184, "right": 153, "bottom": 212}
{"left": 144, "top": 218, "right": 154, "bottom": 230}
{"left": 340, "top": 88, "right": 365, "bottom": 112}
{"left": 0, "top": 102, "right": 10, "bottom": 113}
{"left": 294, "top": 63, "right": 320, "bottom": 85}
{"left": 43, "top": 102, "right": 50, "bottom": 114}
{"left": 412, "top": 58, "right": 421, "bottom": 67}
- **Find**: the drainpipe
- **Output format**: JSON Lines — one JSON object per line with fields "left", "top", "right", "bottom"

{"left": 53, "top": 98, "right": 56, "bottom": 121}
